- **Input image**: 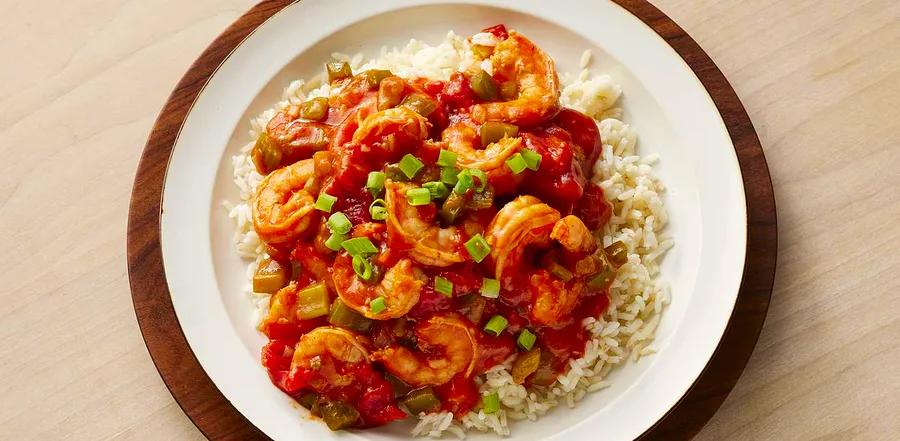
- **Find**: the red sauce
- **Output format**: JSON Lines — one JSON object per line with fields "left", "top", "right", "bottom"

{"left": 481, "top": 24, "right": 509, "bottom": 40}
{"left": 253, "top": 29, "right": 620, "bottom": 429}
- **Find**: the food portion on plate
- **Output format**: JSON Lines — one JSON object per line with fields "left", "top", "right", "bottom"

{"left": 225, "top": 24, "right": 672, "bottom": 436}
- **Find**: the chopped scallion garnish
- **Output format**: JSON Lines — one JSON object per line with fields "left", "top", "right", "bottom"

{"left": 341, "top": 237, "right": 378, "bottom": 256}
{"left": 441, "top": 167, "right": 459, "bottom": 186}
{"left": 406, "top": 188, "right": 432, "bottom": 206}
{"left": 327, "top": 212, "right": 352, "bottom": 234}
{"left": 434, "top": 276, "right": 454, "bottom": 297}
{"left": 517, "top": 329, "right": 537, "bottom": 351}
{"left": 521, "top": 149, "right": 542, "bottom": 171}
{"left": 480, "top": 278, "right": 500, "bottom": 298}
{"left": 422, "top": 181, "right": 449, "bottom": 199}
{"left": 484, "top": 315, "right": 508, "bottom": 336}
{"left": 482, "top": 392, "right": 500, "bottom": 414}
{"left": 324, "top": 232, "right": 347, "bottom": 251}
{"left": 366, "top": 171, "right": 386, "bottom": 196}
{"left": 506, "top": 153, "right": 528, "bottom": 174}
{"left": 469, "top": 169, "right": 488, "bottom": 191}
{"left": 370, "top": 296, "right": 386, "bottom": 314}
{"left": 315, "top": 193, "right": 337, "bottom": 212}
{"left": 465, "top": 234, "right": 491, "bottom": 263}
{"left": 436, "top": 149, "right": 458, "bottom": 167}
{"left": 454, "top": 170, "right": 474, "bottom": 194}
{"left": 398, "top": 154, "right": 424, "bottom": 179}
{"left": 369, "top": 199, "right": 387, "bottom": 221}
{"left": 352, "top": 255, "right": 374, "bottom": 281}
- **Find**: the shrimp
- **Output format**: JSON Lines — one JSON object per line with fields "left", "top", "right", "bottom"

{"left": 384, "top": 181, "right": 468, "bottom": 267}
{"left": 471, "top": 31, "right": 561, "bottom": 127}
{"left": 332, "top": 253, "right": 426, "bottom": 319}
{"left": 529, "top": 272, "right": 586, "bottom": 326}
{"left": 352, "top": 107, "right": 430, "bottom": 152}
{"left": 252, "top": 158, "right": 323, "bottom": 245}
{"left": 486, "top": 198, "right": 598, "bottom": 325}
{"left": 441, "top": 119, "right": 525, "bottom": 194}
{"left": 550, "top": 215, "right": 597, "bottom": 254}
{"left": 371, "top": 313, "right": 478, "bottom": 387}
{"left": 288, "top": 327, "right": 371, "bottom": 390}
{"left": 485, "top": 195, "right": 561, "bottom": 281}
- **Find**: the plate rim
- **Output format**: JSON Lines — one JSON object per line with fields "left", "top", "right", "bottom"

{"left": 126, "top": 0, "right": 776, "bottom": 440}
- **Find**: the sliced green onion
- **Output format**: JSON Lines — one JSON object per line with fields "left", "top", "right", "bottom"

{"left": 369, "top": 199, "right": 387, "bottom": 221}
{"left": 366, "top": 171, "right": 386, "bottom": 196}
{"left": 324, "top": 233, "right": 347, "bottom": 251}
{"left": 436, "top": 149, "right": 458, "bottom": 167}
{"left": 315, "top": 193, "right": 337, "bottom": 212}
{"left": 521, "top": 149, "right": 542, "bottom": 171}
{"left": 370, "top": 296, "right": 386, "bottom": 314}
{"left": 327, "top": 212, "right": 352, "bottom": 234}
{"left": 506, "top": 153, "right": 528, "bottom": 174}
{"left": 484, "top": 315, "right": 508, "bottom": 336}
{"left": 406, "top": 188, "right": 432, "bottom": 206}
{"left": 384, "top": 164, "right": 408, "bottom": 182}
{"left": 434, "top": 276, "right": 454, "bottom": 297}
{"left": 422, "top": 181, "right": 449, "bottom": 199}
{"left": 453, "top": 170, "right": 474, "bottom": 194}
{"left": 482, "top": 392, "right": 500, "bottom": 414}
{"left": 398, "top": 154, "right": 424, "bottom": 179}
{"left": 480, "top": 278, "right": 500, "bottom": 298}
{"left": 469, "top": 169, "right": 488, "bottom": 191}
{"left": 441, "top": 167, "right": 459, "bottom": 185}
{"left": 352, "top": 255, "right": 374, "bottom": 281}
{"left": 517, "top": 329, "right": 537, "bottom": 351}
{"left": 341, "top": 237, "right": 378, "bottom": 256}
{"left": 465, "top": 234, "right": 491, "bottom": 263}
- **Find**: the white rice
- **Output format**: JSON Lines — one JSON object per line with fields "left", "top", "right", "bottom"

{"left": 225, "top": 31, "right": 671, "bottom": 437}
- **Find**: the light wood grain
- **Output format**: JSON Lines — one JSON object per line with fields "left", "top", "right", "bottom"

{"left": 1, "top": 0, "right": 897, "bottom": 440}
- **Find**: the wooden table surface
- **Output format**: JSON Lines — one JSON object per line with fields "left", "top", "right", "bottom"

{"left": 1, "top": 0, "right": 897, "bottom": 440}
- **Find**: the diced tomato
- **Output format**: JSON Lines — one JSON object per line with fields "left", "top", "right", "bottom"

{"left": 481, "top": 24, "right": 509, "bottom": 40}
{"left": 474, "top": 333, "right": 516, "bottom": 372}
{"left": 439, "top": 72, "right": 477, "bottom": 112}
{"left": 358, "top": 377, "right": 407, "bottom": 426}
{"left": 408, "top": 283, "right": 453, "bottom": 320}
{"left": 521, "top": 128, "right": 586, "bottom": 212}
{"left": 434, "top": 374, "right": 480, "bottom": 415}
{"left": 554, "top": 108, "right": 602, "bottom": 166}
{"left": 540, "top": 322, "right": 588, "bottom": 373}
{"left": 261, "top": 339, "right": 294, "bottom": 372}
{"left": 574, "top": 290, "right": 610, "bottom": 321}
{"left": 574, "top": 183, "right": 613, "bottom": 230}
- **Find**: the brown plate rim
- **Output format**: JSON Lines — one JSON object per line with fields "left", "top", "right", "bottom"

{"left": 126, "top": 1, "right": 776, "bottom": 440}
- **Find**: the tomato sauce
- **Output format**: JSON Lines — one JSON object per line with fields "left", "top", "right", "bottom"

{"left": 252, "top": 23, "right": 621, "bottom": 430}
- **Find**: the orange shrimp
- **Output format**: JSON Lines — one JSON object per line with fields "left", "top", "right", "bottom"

{"left": 486, "top": 198, "right": 597, "bottom": 325}
{"left": 471, "top": 31, "right": 561, "bottom": 126}
{"left": 289, "top": 327, "right": 371, "bottom": 390}
{"left": 384, "top": 181, "right": 472, "bottom": 267}
{"left": 252, "top": 159, "right": 323, "bottom": 245}
{"left": 332, "top": 253, "right": 426, "bottom": 320}
{"left": 441, "top": 119, "right": 525, "bottom": 194}
{"left": 371, "top": 313, "right": 478, "bottom": 387}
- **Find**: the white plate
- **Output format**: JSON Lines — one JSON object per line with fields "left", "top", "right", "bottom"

{"left": 159, "top": 1, "right": 747, "bottom": 440}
